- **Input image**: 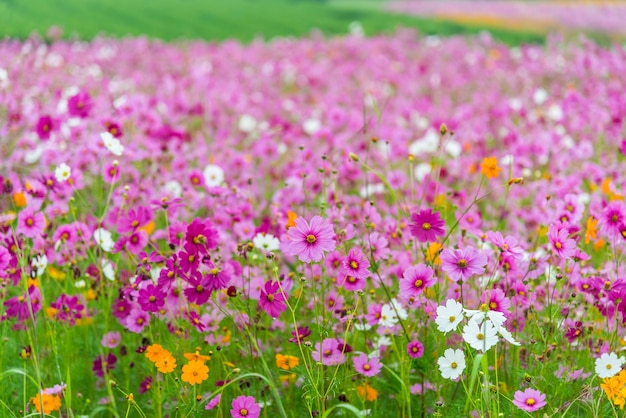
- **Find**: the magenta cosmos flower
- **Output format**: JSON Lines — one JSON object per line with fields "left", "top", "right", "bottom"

{"left": 512, "top": 388, "right": 547, "bottom": 412}
{"left": 259, "top": 280, "right": 287, "bottom": 318}
{"left": 409, "top": 208, "right": 446, "bottom": 243}
{"left": 400, "top": 263, "right": 435, "bottom": 298}
{"left": 599, "top": 201, "right": 626, "bottom": 240}
{"left": 353, "top": 353, "right": 383, "bottom": 377}
{"left": 440, "top": 247, "right": 487, "bottom": 282}
{"left": 283, "top": 216, "right": 336, "bottom": 263}
{"left": 230, "top": 395, "right": 260, "bottom": 418}
{"left": 547, "top": 224, "right": 576, "bottom": 259}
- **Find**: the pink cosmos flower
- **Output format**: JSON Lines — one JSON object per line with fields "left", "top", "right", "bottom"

{"left": 259, "top": 280, "right": 287, "bottom": 318}
{"left": 341, "top": 247, "right": 370, "bottom": 280}
{"left": 230, "top": 395, "right": 260, "bottom": 418}
{"left": 125, "top": 308, "right": 150, "bottom": 333}
{"left": 185, "top": 218, "right": 219, "bottom": 255}
{"left": 481, "top": 288, "right": 511, "bottom": 314}
{"left": 312, "top": 338, "right": 347, "bottom": 366}
{"left": 440, "top": 247, "right": 487, "bottom": 282}
{"left": 206, "top": 393, "right": 221, "bottom": 410}
{"left": 485, "top": 231, "right": 524, "bottom": 259}
{"left": 407, "top": 340, "right": 424, "bottom": 359}
{"left": 67, "top": 91, "right": 92, "bottom": 118}
{"left": 353, "top": 353, "right": 383, "bottom": 377}
{"left": 18, "top": 207, "right": 46, "bottom": 239}
{"left": 400, "top": 263, "right": 436, "bottom": 298}
{"left": 599, "top": 201, "right": 626, "bottom": 240}
{"left": 282, "top": 216, "right": 336, "bottom": 263}
{"left": 512, "top": 388, "right": 547, "bottom": 412}
{"left": 101, "top": 331, "right": 121, "bottom": 349}
{"left": 409, "top": 208, "right": 446, "bottom": 243}
{"left": 547, "top": 224, "right": 576, "bottom": 259}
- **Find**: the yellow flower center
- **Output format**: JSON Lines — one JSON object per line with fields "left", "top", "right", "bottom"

{"left": 555, "top": 241, "right": 562, "bottom": 249}
{"left": 526, "top": 398, "right": 536, "bottom": 406}
{"left": 477, "top": 333, "right": 484, "bottom": 341}
{"left": 26, "top": 218, "right": 34, "bottom": 227}
{"left": 449, "top": 315, "right": 456, "bottom": 323}
{"left": 306, "top": 234, "right": 316, "bottom": 244}
{"left": 422, "top": 222, "right": 431, "bottom": 230}
{"left": 451, "top": 362, "right": 457, "bottom": 369}
{"left": 195, "top": 285, "right": 204, "bottom": 293}
{"left": 363, "top": 364, "right": 371, "bottom": 371}
{"left": 240, "top": 409, "right": 248, "bottom": 416}
{"left": 414, "top": 279, "right": 423, "bottom": 288}
{"left": 457, "top": 259, "right": 467, "bottom": 268}
{"left": 267, "top": 294, "right": 275, "bottom": 302}
{"left": 149, "top": 296, "right": 156, "bottom": 302}
{"left": 350, "top": 261, "right": 358, "bottom": 269}
{"left": 489, "top": 302, "right": 497, "bottom": 310}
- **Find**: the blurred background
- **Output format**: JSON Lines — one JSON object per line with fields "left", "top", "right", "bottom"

{"left": 0, "top": 0, "right": 624, "bottom": 45}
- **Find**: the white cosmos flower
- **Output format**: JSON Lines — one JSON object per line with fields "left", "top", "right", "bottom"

{"left": 438, "top": 348, "right": 466, "bottom": 380}
{"left": 54, "top": 163, "right": 71, "bottom": 182}
{"left": 462, "top": 319, "right": 499, "bottom": 352}
{"left": 595, "top": 352, "right": 624, "bottom": 378}
{"left": 203, "top": 164, "right": 224, "bottom": 187}
{"left": 303, "top": 119, "right": 321, "bottom": 135}
{"left": 435, "top": 299, "right": 464, "bottom": 334}
{"left": 379, "top": 298, "right": 408, "bottom": 327}
{"left": 101, "top": 131, "right": 124, "bottom": 156}
{"left": 32, "top": 254, "right": 48, "bottom": 277}
{"left": 163, "top": 180, "right": 182, "bottom": 198}
{"left": 101, "top": 259, "right": 115, "bottom": 281}
{"left": 409, "top": 128, "right": 439, "bottom": 155}
{"left": 252, "top": 233, "right": 280, "bottom": 252}
{"left": 93, "top": 228, "right": 114, "bottom": 252}
{"left": 238, "top": 114, "right": 257, "bottom": 133}
{"left": 464, "top": 309, "right": 520, "bottom": 346}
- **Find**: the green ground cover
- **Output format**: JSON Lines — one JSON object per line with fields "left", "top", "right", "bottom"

{"left": 0, "top": 0, "right": 545, "bottom": 44}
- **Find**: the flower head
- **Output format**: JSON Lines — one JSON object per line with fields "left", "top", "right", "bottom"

{"left": 435, "top": 299, "right": 465, "bottom": 333}
{"left": 440, "top": 247, "right": 487, "bottom": 282}
{"left": 409, "top": 209, "right": 446, "bottom": 242}
{"left": 282, "top": 216, "right": 336, "bottom": 263}
{"left": 481, "top": 156, "right": 501, "bottom": 179}
{"left": 231, "top": 395, "right": 261, "bottom": 418}
{"left": 182, "top": 360, "right": 209, "bottom": 385}
{"left": 54, "top": 163, "right": 71, "bottom": 183}
{"left": 400, "top": 263, "right": 435, "bottom": 298}
{"left": 437, "top": 348, "right": 466, "bottom": 380}
{"left": 512, "top": 388, "right": 547, "bottom": 412}
{"left": 596, "top": 352, "right": 624, "bottom": 378}
{"left": 353, "top": 353, "right": 382, "bottom": 377}
{"left": 259, "top": 280, "right": 287, "bottom": 318}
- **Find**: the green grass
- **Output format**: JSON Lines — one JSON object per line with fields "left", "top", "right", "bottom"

{"left": 0, "top": 0, "right": 546, "bottom": 45}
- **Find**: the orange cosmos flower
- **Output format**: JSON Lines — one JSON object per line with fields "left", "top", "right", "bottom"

{"left": 356, "top": 383, "right": 378, "bottom": 401}
{"left": 31, "top": 393, "right": 62, "bottom": 414}
{"left": 181, "top": 360, "right": 209, "bottom": 385}
{"left": 275, "top": 353, "right": 299, "bottom": 370}
{"left": 480, "top": 156, "right": 501, "bottom": 179}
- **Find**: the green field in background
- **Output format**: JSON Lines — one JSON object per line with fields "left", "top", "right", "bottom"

{"left": 0, "top": 0, "right": 547, "bottom": 45}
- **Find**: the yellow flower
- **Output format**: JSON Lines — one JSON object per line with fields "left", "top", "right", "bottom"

{"left": 275, "top": 353, "right": 299, "bottom": 370}
{"left": 426, "top": 242, "right": 442, "bottom": 265}
{"left": 181, "top": 360, "right": 209, "bottom": 385}
{"left": 480, "top": 156, "right": 501, "bottom": 179}
{"left": 31, "top": 393, "right": 62, "bottom": 414}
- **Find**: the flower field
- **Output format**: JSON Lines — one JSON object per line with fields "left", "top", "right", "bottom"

{"left": 1, "top": 29, "right": 626, "bottom": 417}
